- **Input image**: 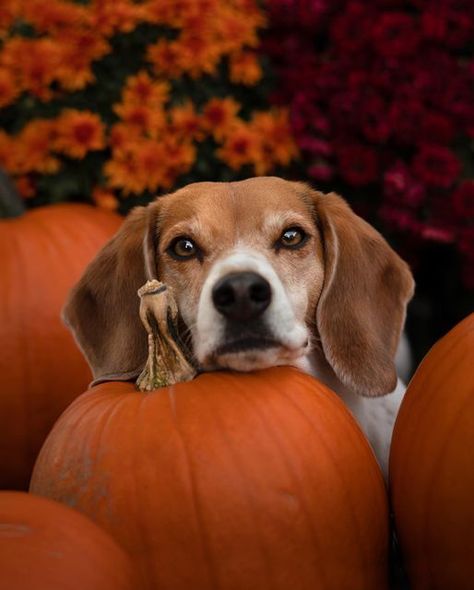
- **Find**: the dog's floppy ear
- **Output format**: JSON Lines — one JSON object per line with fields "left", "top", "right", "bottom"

{"left": 62, "top": 203, "right": 160, "bottom": 385}
{"left": 311, "top": 190, "right": 414, "bottom": 397}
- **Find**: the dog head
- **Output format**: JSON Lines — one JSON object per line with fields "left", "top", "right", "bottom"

{"left": 64, "top": 177, "right": 414, "bottom": 396}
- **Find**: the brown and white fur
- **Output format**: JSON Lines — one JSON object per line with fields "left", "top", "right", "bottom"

{"left": 63, "top": 177, "right": 414, "bottom": 477}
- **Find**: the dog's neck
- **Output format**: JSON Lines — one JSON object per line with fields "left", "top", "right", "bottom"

{"left": 302, "top": 348, "right": 404, "bottom": 480}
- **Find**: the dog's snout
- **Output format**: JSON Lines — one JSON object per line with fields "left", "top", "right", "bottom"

{"left": 212, "top": 272, "right": 271, "bottom": 321}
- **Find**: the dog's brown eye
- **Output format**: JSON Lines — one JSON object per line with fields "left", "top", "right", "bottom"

{"left": 168, "top": 237, "right": 198, "bottom": 260}
{"left": 278, "top": 227, "right": 307, "bottom": 249}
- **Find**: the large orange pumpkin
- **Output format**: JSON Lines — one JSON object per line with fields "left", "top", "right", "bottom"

{"left": 0, "top": 201, "right": 121, "bottom": 489}
{"left": 390, "top": 313, "right": 474, "bottom": 589}
{"left": 0, "top": 491, "right": 137, "bottom": 590}
{"left": 31, "top": 367, "right": 390, "bottom": 590}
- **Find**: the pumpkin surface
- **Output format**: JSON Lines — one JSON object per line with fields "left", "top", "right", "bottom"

{"left": 390, "top": 313, "right": 474, "bottom": 589}
{"left": 0, "top": 491, "right": 137, "bottom": 590}
{"left": 0, "top": 204, "right": 121, "bottom": 489}
{"left": 31, "top": 367, "right": 389, "bottom": 590}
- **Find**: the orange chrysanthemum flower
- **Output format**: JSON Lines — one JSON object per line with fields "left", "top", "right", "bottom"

{"left": 0, "top": 68, "right": 19, "bottom": 108}
{"left": 54, "top": 110, "right": 105, "bottom": 159}
{"left": 217, "top": 123, "right": 260, "bottom": 170}
{"left": 169, "top": 102, "right": 204, "bottom": 141}
{"left": 14, "top": 120, "right": 60, "bottom": 175}
{"left": 147, "top": 40, "right": 184, "bottom": 78}
{"left": 1, "top": 38, "right": 61, "bottom": 100}
{"left": 232, "top": 0, "right": 266, "bottom": 26}
{"left": 133, "top": 140, "right": 170, "bottom": 191}
{"left": 104, "top": 150, "right": 143, "bottom": 195}
{"left": 122, "top": 71, "right": 170, "bottom": 108}
{"left": 114, "top": 103, "right": 166, "bottom": 139}
{"left": 177, "top": 31, "right": 222, "bottom": 78}
{"left": 214, "top": 7, "right": 261, "bottom": 54}
{"left": 92, "top": 186, "right": 119, "bottom": 211}
{"left": 21, "top": 0, "right": 90, "bottom": 34}
{"left": 55, "top": 31, "right": 110, "bottom": 91}
{"left": 201, "top": 97, "right": 241, "bottom": 141}
{"left": 105, "top": 140, "right": 167, "bottom": 195}
{"left": 144, "top": 0, "right": 219, "bottom": 29}
{"left": 0, "top": 0, "right": 20, "bottom": 35}
{"left": 109, "top": 123, "right": 136, "bottom": 153}
{"left": 252, "top": 110, "right": 299, "bottom": 169}
{"left": 164, "top": 136, "right": 196, "bottom": 173}
{"left": 158, "top": 138, "right": 197, "bottom": 189}
{"left": 229, "top": 51, "right": 262, "bottom": 86}
{"left": 105, "top": 134, "right": 196, "bottom": 195}
{"left": 90, "top": 0, "right": 146, "bottom": 36}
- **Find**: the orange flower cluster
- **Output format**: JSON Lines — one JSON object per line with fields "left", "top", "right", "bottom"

{"left": 200, "top": 99, "right": 297, "bottom": 174}
{"left": 1, "top": 1, "right": 110, "bottom": 97}
{"left": 0, "top": 0, "right": 297, "bottom": 208}
{"left": 0, "top": 0, "right": 263, "bottom": 103}
{"left": 0, "top": 110, "right": 105, "bottom": 176}
{"left": 0, "top": 1, "right": 19, "bottom": 36}
{"left": 144, "top": 0, "right": 264, "bottom": 79}
{"left": 105, "top": 71, "right": 195, "bottom": 194}
{"left": 105, "top": 79, "right": 296, "bottom": 195}
{"left": 219, "top": 110, "right": 298, "bottom": 175}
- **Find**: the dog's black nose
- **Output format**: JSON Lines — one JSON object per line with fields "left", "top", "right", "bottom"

{"left": 212, "top": 272, "right": 272, "bottom": 321}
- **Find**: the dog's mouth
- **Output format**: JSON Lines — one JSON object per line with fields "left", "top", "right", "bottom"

{"left": 215, "top": 336, "right": 280, "bottom": 356}
{"left": 201, "top": 332, "right": 309, "bottom": 373}
{"left": 195, "top": 314, "right": 311, "bottom": 373}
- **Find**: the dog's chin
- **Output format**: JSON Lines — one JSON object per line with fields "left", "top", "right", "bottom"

{"left": 202, "top": 341, "right": 310, "bottom": 373}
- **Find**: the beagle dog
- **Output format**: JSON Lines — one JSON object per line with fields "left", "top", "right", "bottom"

{"left": 63, "top": 177, "right": 414, "bottom": 477}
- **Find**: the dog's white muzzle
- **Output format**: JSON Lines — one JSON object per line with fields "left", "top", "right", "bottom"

{"left": 194, "top": 249, "right": 310, "bottom": 372}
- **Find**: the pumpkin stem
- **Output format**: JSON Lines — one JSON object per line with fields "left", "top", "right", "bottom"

{"left": 136, "top": 280, "right": 197, "bottom": 392}
{"left": 0, "top": 168, "right": 25, "bottom": 219}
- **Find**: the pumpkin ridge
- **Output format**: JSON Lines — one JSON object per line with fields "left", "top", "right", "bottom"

{"left": 207, "top": 375, "right": 283, "bottom": 590}
{"left": 232, "top": 377, "right": 329, "bottom": 587}
{"left": 47, "top": 389, "right": 130, "bottom": 508}
{"left": 133, "top": 392, "right": 160, "bottom": 588}
{"left": 165, "top": 378, "right": 220, "bottom": 590}
{"left": 271, "top": 376, "right": 387, "bottom": 584}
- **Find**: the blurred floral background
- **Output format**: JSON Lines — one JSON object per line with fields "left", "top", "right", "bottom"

{"left": 0, "top": 0, "right": 473, "bottom": 368}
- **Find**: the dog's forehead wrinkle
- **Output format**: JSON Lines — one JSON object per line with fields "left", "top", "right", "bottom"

{"left": 158, "top": 178, "right": 315, "bottom": 248}
{"left": 159, "top": 193, "right": 238, "bottom": 250}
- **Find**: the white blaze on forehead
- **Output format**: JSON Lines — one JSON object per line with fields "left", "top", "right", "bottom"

{"left": 194, "top": 247, "right": 309, "bottom": 367}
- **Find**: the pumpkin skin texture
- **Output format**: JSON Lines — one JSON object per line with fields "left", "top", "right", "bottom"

{"left": 390, "top": 314, "right": 474, "bottom": 589}
{"left": 0, "top": 491, "right": 137, "bottom": 590}
{"left": 0, "top": 204, "right": 121, "bottom": 489}
{"left": 31, "top": 367, "right": 390, "bottom": 590}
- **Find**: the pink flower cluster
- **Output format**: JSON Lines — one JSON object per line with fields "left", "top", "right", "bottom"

{"left": 266, "top": 0, "right": 474, "bottom": 288}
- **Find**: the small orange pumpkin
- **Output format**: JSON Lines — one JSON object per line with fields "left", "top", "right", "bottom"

{"left": 390, "top": 313, "right": 474, "bottom": 589}
{"left": 0, "top": 201, "right": 121, "bottom": 489}
{"left": 0, "top": 491, "right": 137, "bottom": 590}
{"left": 31, "top": 367, "right": 390, "bottom": 590}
